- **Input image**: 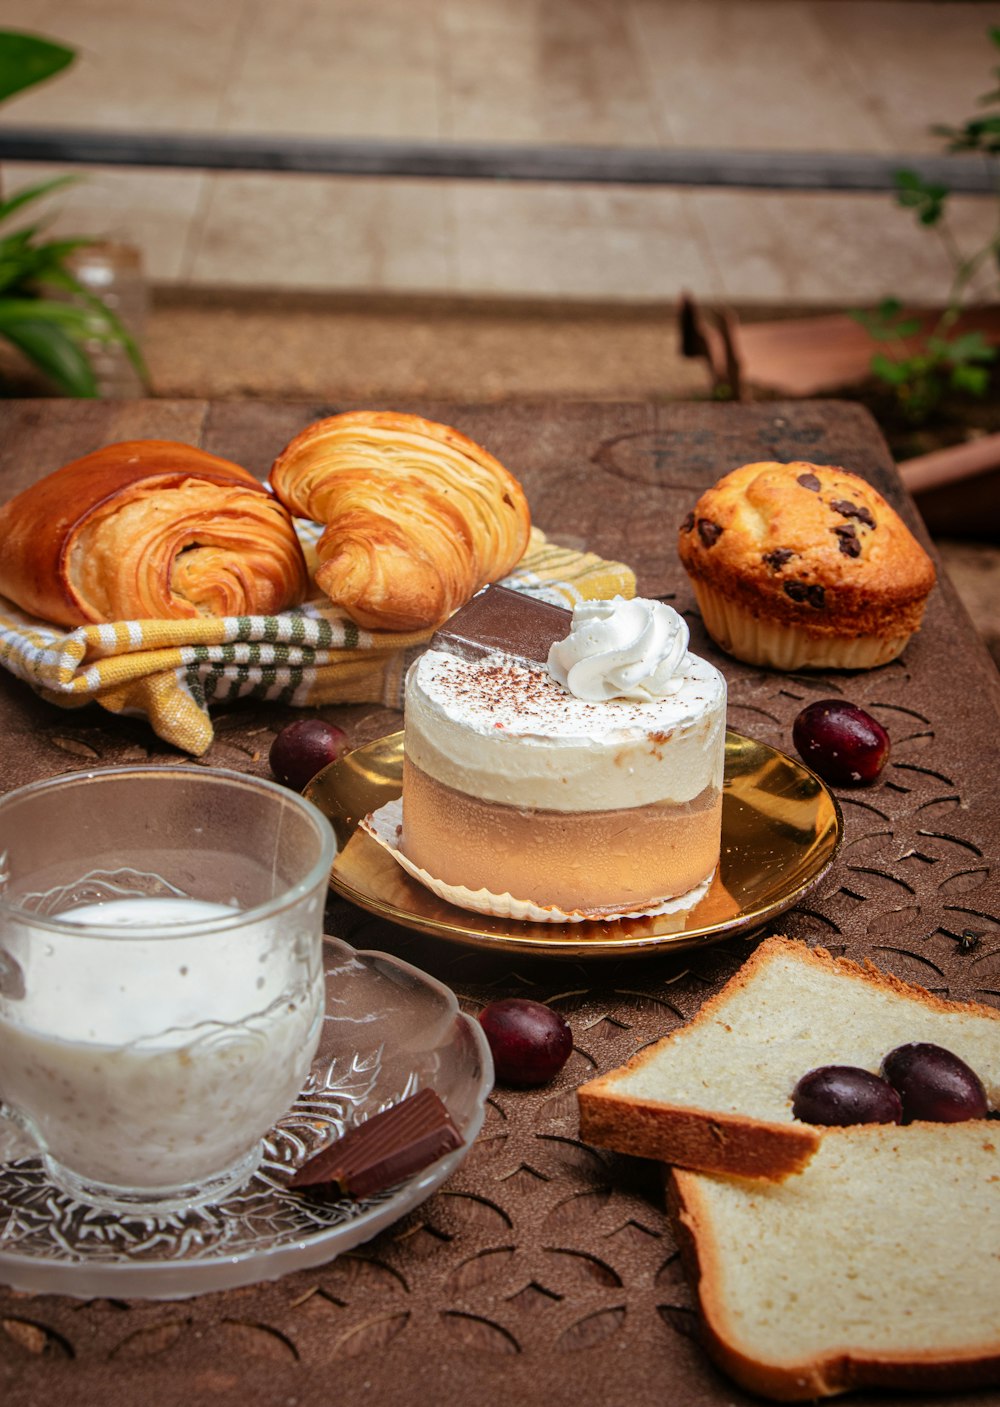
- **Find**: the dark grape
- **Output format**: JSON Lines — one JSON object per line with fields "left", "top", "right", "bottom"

{"left": 791, "top": 1065, "right": 902, "bottom": 1126}
{"left": 478, "top": 998, "right": 572, "bottom": 1087}
{"left": 269, "top": 718, "right": 348, "bottom": 791}
{"left": 792, "top": 700, "right": 890, "bottom": 786}
{"left": 881, "top": 1042, "right": 988, "bottom": 1123}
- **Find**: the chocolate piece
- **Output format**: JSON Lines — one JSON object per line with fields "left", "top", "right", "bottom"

{"left": 831, "top": 499, "right": 876, "bottom": 528}
{"left": 763, "top": 548, "right": 794, "bottom": 570}
{"left": 681, "top": 511, "right": 695, "bottom": 533}
{"left": 797, "top": 472, "right": 821, "bottom": 491}
{"left": 784, "top": 581, "right": 826, "bottom": 609}
{"left": 833, "top": 524, "right": 862, "bottom": 558}
{"left": 290, "top": 1088, "right": 463, "bottom": 1198}
{"left": 697, "top": 518, "right": 723, "bottom": 547}
{"left": 430, "top": 583, "right": 571, "bottom": 667}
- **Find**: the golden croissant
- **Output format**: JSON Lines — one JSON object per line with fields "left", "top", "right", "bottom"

{"left": 269, "top": 411, "right": 532, "bottom": 631}
{"left": 0, "top": 440, "right": 309, "bottom": 626}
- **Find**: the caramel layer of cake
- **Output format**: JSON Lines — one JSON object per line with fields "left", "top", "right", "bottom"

{"left": 403, "top": 757, "right": 722, "bottom": 913}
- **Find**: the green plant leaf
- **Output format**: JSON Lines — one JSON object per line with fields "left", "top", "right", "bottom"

{"left": 860, "top": 322, "right": 899, "bottom": 343}
{"left": 29, "top": 237, "right": 94, "bottom": 266}
{"left": 894, "top": 168, "right": 948, "bottom": 224}
{"left": 0, "top": 315, "right": 96, "bottom": 396}
{"left": 0, "top": 31, "right": 74, "bottom": 104}
{"left": 933, "top": 330, "right": 997, "bottom": 363}
{"left": 940, "top": 113, "right": 1000, "bottom": 154}
{"left": 966, "top": 116, "right": 1000, "bottom": 136}
{"left": 949, "top": 363, "right": 990, "bottom": 396}
{"left": 870, "top": 352, "right": 912, "bottom": 386}
{"left": 0, "top": 296, "right": 108, "bottom": 330}
{"left": 0, "top": 175, "right": 78, "bottom": 224}
{"left": 854, "top": 299, "right": 925, "bottom": 342}
{"left": 0, "top": 237, "right": 95, "bottom": 295}
{"left": 0, "top": 35, "right": 151, "bottom": 397}
{"left": 44, "top": 267, "right": 151, "bottom": 385}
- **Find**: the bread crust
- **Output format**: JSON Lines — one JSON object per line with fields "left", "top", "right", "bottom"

{"left": 578, "top": 1093, "right": 819, "bottom": 1179}
{"left": 677, "top": 461, "right": 935, "bottom": 655}
{"left": 269, "top": 410, "right": 532, "bottom": 631}
{"left": 0, "top": 440, "right": 308, "bottom": 625}
{"left": 669, "top": 1157, "right": 1000, "bottom": 1400}
{"left": 577, "top": 936, "right": 1000, "bottom": 1179}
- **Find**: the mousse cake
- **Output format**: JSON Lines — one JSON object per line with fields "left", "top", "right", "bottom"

{"left": 400, "top": 586, "right": 727, "bottom": 917}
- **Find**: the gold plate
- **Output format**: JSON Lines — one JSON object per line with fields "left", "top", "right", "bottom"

{"left": 306, "top": 730, "right": 843, "bottom": 959}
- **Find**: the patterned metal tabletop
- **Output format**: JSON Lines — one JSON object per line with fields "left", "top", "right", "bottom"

{"left": 0, "top": 398, "right": 997, "bottom": 1407}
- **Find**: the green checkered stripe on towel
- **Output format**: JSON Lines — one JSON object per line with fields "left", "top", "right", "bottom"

{"left": 0, "top": 527, "right": 635, "bottom": 755}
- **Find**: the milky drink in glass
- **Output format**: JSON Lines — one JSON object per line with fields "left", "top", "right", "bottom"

{"left": 0, "top": 767, "right": 335, "bottom": 1214}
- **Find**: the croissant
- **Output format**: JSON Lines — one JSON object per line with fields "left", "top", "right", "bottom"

{"left": 0, "top": 440, "right": 309, "bottom": 626}
{"left": 269, "top": 411, "right": 532, "bottom": 631}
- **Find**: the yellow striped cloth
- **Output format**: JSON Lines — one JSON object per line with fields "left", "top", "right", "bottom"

{"left": 0, "top": 528, "right": 635, "bottom": 756}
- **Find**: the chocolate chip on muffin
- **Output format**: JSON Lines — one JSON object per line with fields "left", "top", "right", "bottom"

{"left": 833, "top": 524, "right": 862, "bottom": 558}
{"left": 784, "top": 581, "right": 826, "bottom": 609}
{"left": 763, "top": 548, "right": 795, "bottom": 571}
{"left": 831, "top": 499, "right": 876, "bottom": 529}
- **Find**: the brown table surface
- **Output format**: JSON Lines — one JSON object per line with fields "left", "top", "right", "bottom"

{"left": 1, "top": 398, "right": 998, "bottom": 1407}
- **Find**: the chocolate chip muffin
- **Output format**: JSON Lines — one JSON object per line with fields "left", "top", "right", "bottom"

{"left": 677, "top": 461, "right": 936, "bottom": 670}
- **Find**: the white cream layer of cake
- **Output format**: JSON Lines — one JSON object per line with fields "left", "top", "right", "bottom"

{"left": 404, "top": 647, "right": 726, "bottom": 812}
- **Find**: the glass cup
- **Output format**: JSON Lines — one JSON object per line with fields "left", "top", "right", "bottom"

{"left": 0, "top": 766, "right": 335, "bottom": 1216}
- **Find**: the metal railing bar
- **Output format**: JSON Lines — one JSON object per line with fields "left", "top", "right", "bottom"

{"left": 0, "top": 128, "right": 993, "bottom": 194}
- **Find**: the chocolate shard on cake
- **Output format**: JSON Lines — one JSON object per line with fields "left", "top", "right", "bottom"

{"left": 430, "top": 583, "right": 571, "bottom": 667}
{"left": 290, "top": 1087, "right": 462, "bottom": 1198}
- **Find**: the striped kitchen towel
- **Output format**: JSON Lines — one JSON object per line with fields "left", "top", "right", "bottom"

{"left": 0, "top": 528, "right": 635, "bottom": 756}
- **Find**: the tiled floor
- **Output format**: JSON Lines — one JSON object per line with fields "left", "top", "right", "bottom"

{"left": 0, "top": 0, "right": 996, "bottom": 303}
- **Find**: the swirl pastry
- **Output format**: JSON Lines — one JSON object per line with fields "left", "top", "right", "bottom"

{"left": 0, "top": 440, "right": 309, "bottom": 626}
{"left": 269, "top": 411, "right": 532, "bottom": 631}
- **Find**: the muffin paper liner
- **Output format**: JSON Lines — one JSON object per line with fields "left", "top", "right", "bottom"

{"left": 360, "top": 799, "right": 714, "bottom": 924}
{"left": 691, "top": 581, "right": 910, "bottom": 671}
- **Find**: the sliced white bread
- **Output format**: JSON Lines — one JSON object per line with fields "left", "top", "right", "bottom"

{"left": 577, "top": 936, "right": 1000, "bottom": 1179}
{"left": 669, "top": 1121, "right": 1000, "bottom": 1401}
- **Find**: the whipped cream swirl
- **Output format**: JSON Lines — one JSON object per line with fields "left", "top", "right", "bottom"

{"left": 547, "top": 596, "right": 691, "bottom": 702}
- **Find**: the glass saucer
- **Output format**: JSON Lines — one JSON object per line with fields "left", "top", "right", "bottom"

{"left": 0, "top": 938, "right": 492, "bottom": 1299}
{"left": 307, "top": 730, "right": 843, "bottom": 959}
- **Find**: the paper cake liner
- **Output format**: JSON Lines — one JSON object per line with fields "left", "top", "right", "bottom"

{"left": 690, "top": 580, "right": 911, "bottom": 671}
{"left": 360, "top": 799, "right": 714, "bottom": 924}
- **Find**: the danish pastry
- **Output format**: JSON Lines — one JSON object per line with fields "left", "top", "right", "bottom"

{"left": 677, "top": 461, "right": 936, "bottom": 670}
{"left": 269, "top": 411, "right": 531, "bottom": 631}
{"left": 0, "top": 440, "right": 309, "bottom": 626}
